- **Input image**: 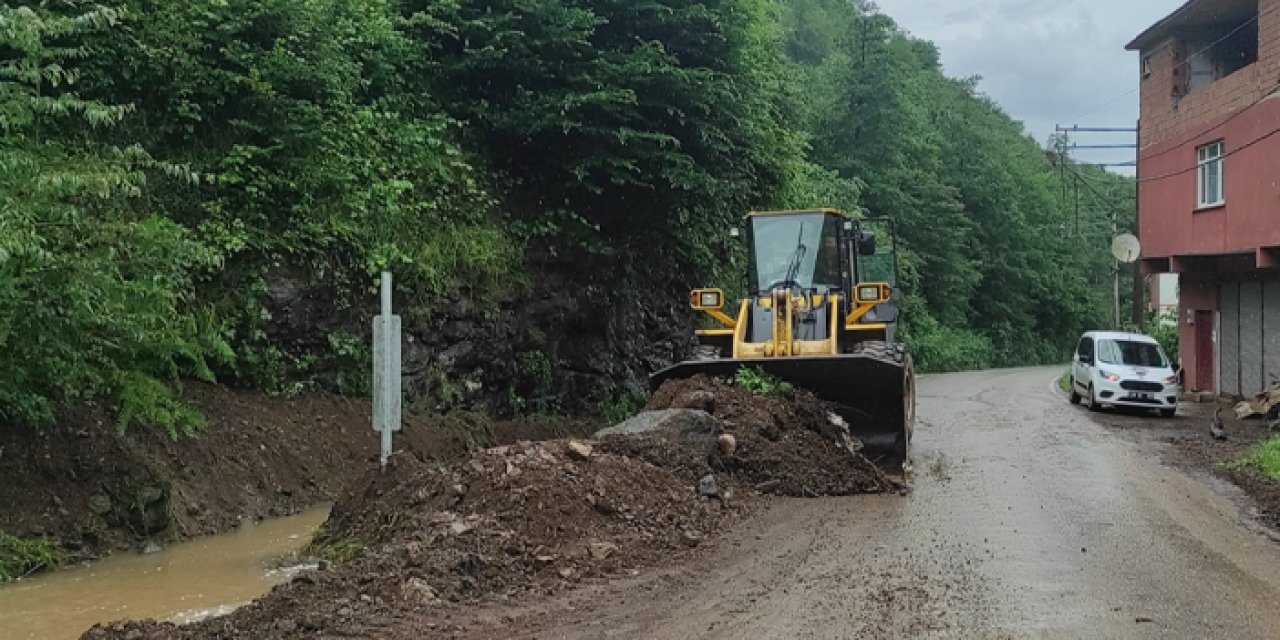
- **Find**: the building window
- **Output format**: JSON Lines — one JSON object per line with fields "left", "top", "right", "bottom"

{"left": 1172, "top": 5, "right": 1259, "bottom": 96}
{"left": 1197, "top": 141, "right": 1225, "bottom": 208}
{"left": 1142, "top": 56, "right": 1152, "bottom": 79}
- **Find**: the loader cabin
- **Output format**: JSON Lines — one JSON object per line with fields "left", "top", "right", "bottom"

{"left": 691, "top": 209, "right": 901, "bottom": 358}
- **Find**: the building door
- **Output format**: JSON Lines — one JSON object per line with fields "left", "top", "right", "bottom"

{"left": 1195, "top": 311, "right": 1216, "bottom": 392}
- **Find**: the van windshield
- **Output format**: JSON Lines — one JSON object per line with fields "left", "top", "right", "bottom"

{"left": 1097, "top": 339, "right": 1167, "bottom": 367}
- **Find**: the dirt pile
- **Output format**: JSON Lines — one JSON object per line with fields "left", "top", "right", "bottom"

{"left": 83, "top": 376, "right": 892, "bottom": 639}
{"left": 84, "top": 441, "right": 745, "bottom": 639}
{"left": 632, "top": 375, "right": 893, "bottom": 496}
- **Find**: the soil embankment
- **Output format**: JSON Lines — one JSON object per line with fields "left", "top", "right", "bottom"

{"left": 0, "top": 382, "right": 591, "bottom": 564}
{"left": 83, "top": 375, "right": 892, "bottom": 639}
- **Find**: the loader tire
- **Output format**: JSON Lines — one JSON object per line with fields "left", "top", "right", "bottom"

{"left": 848, "top": 341, "right": 914, "bottom": 467}
{"left": 847, "top": 340, "right": 905, "bottom": 364}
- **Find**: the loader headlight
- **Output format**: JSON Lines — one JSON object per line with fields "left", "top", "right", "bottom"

{"left": 857, "top": 285, "right": 884, "bottom": 302}
{"left": 690, "top": 288, "right": 724, "bottom": 310}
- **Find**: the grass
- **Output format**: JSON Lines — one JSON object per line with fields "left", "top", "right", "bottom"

{"left": 0, "top": 532, "right": 63, "bottom": 581}
{"left": 733, "top": 367, "right": 793, "bottom": 396}
{"left": 306, "top": 532, "right": 366, "bottom": 564}
{"left": 593, "top": 387, "right": 646, "bottom": 425}
{"left": 1225, "top": 435, "right": 1280, "bottom": 481}
{"left": 1058, "top": 370, "right": 1071, "bottom": 393}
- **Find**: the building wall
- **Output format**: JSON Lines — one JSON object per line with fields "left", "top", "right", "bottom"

{"left": 1183, "top": 274, "right": 1280, "bottom": 397}
{"left": 1138, "top": 0, "right": 1280, "bottom": 149}
{"left": 1178, "top": 276, "right": 1218, "bottom": 391}
{"left": 1137, "top": 1, "right": 1280, "bottom": 397}
{"left": 1138, "top": 96, "right": 1280, "bottom": 260}
{"left": 1220, "top": 281, "right": 1240, "bottom": 394}
{"left": 1136, "top": 0, "right": 1280, "bottom": 261}
{"left": 1266, "top": 280, "right": 1280, "bottom": 386}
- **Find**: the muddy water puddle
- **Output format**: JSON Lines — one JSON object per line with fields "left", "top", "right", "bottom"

{"left": 0, "top": 506, "right": 328, "bottom": 639}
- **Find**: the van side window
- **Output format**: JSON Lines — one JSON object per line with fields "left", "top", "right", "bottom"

{"left": 1077, "top": 337, "right": 1094, "bottom": 360}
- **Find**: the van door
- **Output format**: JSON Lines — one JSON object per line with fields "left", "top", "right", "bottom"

{"left": 1074, "top": 336, "right": 1095, "bottom": 389}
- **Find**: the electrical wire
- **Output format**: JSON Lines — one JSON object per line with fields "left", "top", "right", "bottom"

{"left": 1137, "top": 80, "right": 1280, "bottom": 162}
{"left": 1138, "top": 121, "right": 1280, "bottom": 182}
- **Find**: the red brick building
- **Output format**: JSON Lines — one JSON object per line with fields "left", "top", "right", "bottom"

{"left": 1129, "top": 0, "right": 1280, "bottom": 397}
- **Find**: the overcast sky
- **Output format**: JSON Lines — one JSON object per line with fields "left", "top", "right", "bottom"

{"left": 873, "top": 0, "right": 1184, "bottom": 168}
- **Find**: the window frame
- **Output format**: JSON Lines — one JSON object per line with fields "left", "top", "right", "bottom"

{"left": 1077, "top": 337, "right": 1095, "bottom": 361}
{"left": 1196, "top": 140, "right": 1225, "bottom": 209}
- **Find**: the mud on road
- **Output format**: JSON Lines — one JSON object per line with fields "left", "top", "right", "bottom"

{"left": 83, "top": 368, "right": 1280, "bottom": 639}
{"left": 1083, "top": 396, "right": 1280, "bottom": 533}
{"left": 432, "top": 368, "right": 1280, "bottom": 640}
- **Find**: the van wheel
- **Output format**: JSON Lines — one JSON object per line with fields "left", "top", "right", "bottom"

{"left": 1068, "top": 383, "right": 1081, "bottom": 405}
{"left": 1159, "top": 408, "right": 1176, "bottom": 418}
{"left": 1087, "top": 385, "right": 1102, "bottom": 412}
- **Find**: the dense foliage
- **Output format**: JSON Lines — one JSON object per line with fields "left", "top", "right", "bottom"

{"left": 0, "top": 5, "right": 221, "bottom": 435}
{"left": 0, "top": 0, "right": 1133, "bottom": 433}
{"left": 778, "top": 0, "right": 1134, "bottom": 370}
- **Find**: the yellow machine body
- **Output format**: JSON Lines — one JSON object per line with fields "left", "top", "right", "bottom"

{"left": 652, "top": 209, "right": 916, "bottom": 470}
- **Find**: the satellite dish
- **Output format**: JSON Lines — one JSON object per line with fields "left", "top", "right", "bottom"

{"left": 1111, "top": 233, "right": 1141, "bottom": 264}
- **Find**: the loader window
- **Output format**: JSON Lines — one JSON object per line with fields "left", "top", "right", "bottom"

{"left": 855, "top": 221, "right": 897, "bottom": 286}
{"left": 857, "top": 251, "right": 896, "bottom": 285}
{"left": 748, "top": 213, "right": 842, "bottom": 293}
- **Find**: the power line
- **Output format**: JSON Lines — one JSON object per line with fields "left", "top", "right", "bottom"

{"left": 1064, "top": 165, "right": 1133, "bottom": 214}
{"left": 1139, "top": 122, "right": 1280, "bottom": 183}
{"left": 1056, "top": 126, "right": 1138, "bottom": 133}
{"left": 1069, "top": 144, "right": 1137, "bottom": 150}
{"left": 1137, "top": 80, "right": 1280, "bottom": 162}
{"left": 1067, "top": 4, "right": 1278, "bottom": 123}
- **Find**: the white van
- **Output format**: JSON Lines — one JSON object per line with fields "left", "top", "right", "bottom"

{"left": 1069, "top": 330, "right": 1179, "bottom": 417}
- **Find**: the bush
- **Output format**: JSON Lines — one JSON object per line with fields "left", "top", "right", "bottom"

{"left": 592, "top": 386, "right": 646, "bottom": 425}
{"left": 733, "top": 367, "right": 794, "bottom": 396}
{"left": 1147, "top": 309, "right": 1180, "bottom": 366}
{"left": 904, "top": 314, "right": 996, "bottom": 373}
{"left": 0, "top": 532, "right": 63, "bottom": 582}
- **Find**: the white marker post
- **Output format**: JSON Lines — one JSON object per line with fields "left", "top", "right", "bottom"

{"left": 372, "top": 271, "right": 401, "bottom": 470}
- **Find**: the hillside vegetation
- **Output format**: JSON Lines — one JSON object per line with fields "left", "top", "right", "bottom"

{"left": 0, "top": 0, "right": 1132, "bottom": 436}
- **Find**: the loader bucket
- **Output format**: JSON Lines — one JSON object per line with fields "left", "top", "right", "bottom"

{"left": 650, "top": 353, "right": 915, "bottom": 471}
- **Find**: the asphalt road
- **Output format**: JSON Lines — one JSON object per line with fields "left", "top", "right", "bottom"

{"left": 457, "top": 366, "right": 1280, "bottom": 639}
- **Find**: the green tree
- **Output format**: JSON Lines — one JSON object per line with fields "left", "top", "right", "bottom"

{"left": 777, "top": 0, "right": 1129, "bottom": 371}
{"left": 0, "top": 4, "right": 223, "bottom": 435}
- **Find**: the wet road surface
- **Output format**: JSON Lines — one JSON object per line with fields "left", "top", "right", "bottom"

{"left": 455, "top": 366, "right": 1280, "bottom": 639}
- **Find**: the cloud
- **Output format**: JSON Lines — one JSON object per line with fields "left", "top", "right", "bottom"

{"left": 874, "top": 0, "right": 1182, "bottom": 167}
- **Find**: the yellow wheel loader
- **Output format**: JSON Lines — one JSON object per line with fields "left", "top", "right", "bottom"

{"left": 650, "top": 209, "right": 917, "bottom": 471}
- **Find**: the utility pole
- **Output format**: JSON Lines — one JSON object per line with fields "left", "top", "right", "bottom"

{"left": 1132, "top": 121, "right": 1145, "bottom": 331}
{"left": 1112, "top": 212, "right": 1121, "bottom": 328}
{"left": 1054, "top": 124, "right": 1139, "bottom": 330}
